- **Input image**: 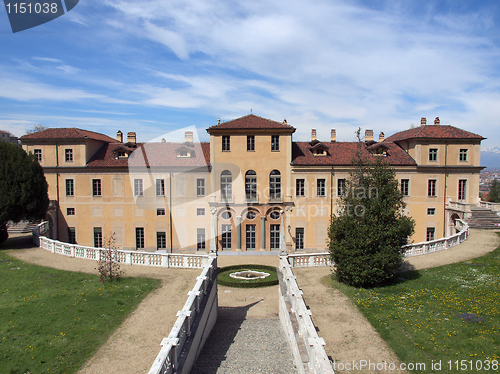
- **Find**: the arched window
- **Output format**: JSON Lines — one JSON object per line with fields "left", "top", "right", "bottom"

{"left": 221, "top": 170, "right": 232, "bottom": 200}
{"left": 270, "top": 170, "right": 281, "bottom": 200}
{"left": 245, "top": 170, "right": 257, "bottom": 201}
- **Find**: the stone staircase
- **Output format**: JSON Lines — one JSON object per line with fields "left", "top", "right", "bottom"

{"left": 6, "top": 220, "right": 38, "bottom": 234}
{"left": 467, "top": 208, "right": 500, "bottom": 229}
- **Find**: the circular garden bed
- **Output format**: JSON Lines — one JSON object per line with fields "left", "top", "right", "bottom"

{"left": 217, "top": 264, "right": 279, "bottom": 288}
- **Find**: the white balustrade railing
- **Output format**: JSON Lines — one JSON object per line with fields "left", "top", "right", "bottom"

{"left": 279, "top": 256, "right": 334, "bottom": 374}
{"left": 287, "top": 219, "right": 469, "bottom": 267}
{"left": 479, "top": 200, "right": 500, "bottom": 212}
{"left": 149, "top": 256, "right": 218, "bottom": 374}
{"left": 33, "top": 222, "right": 210, "bottom": 269}
{"left": 402, "top": 219, "right": 469, "bottom": 258}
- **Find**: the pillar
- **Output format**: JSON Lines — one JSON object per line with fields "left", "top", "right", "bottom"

{"left": 210, "top": 208, "right": 217, "bottom": 253}
{"left": 260, "top": 216, "right": 266, "bottom": 250}
{"left": 236, "top": 216, "right": 242, "bottom": 250}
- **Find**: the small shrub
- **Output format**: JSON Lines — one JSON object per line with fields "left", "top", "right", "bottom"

{"left": 97, "top": 234, "right": 123, "bottom": 282}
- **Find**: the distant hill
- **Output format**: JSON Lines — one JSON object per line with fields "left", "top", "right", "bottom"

{"left": 482, "top": 147, "right": 500, "bottom": 170}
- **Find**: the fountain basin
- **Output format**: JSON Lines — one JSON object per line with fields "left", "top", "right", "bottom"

{"left": 229, "top": 270, "right": 270, "bottom": 280}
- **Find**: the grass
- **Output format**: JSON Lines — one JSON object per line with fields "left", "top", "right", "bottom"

{"left": 0, "top": 248, "right": 160, "bottom": 374}
{"left": 217, "top": 264, "right": 279, "bottom": 288}
{"left": 330, "top": 234, "right": 500, "bottom": 374}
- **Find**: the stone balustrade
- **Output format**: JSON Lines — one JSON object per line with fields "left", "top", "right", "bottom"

{"left": 479, "top": 200, "right": 500, "bottom": 212}
{"left": 279, "top": 256, "right": 335, "bottom": 374}
{"left": 33, "top": 222, "right": 210, "bottom": 269}
{"left": 149, "top": 256, "right": 218, "bottom": 374}
{"left": 402, "top": 219, "right": 469, "bottom": 258}
{"left": 287, "top": 219, "right": 469, "bottom": 267}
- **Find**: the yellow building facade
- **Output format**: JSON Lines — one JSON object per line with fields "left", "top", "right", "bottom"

{"left": 21, "top": 115, "right": 484, "bottom": 253}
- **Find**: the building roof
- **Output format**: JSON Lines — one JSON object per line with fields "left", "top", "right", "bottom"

{"left": 21, "top": 128, "right": 117, "bottom": 143}
{"left": 87, "top": 142, "right": 211, "bottom": 168}
{"left": 207, "top": 114, "right": 296, "bottom": 133}
{"left": 291, "top": 141, "right": 417, "bottom": 166}
{"left": 385, "top": 125, "right": 485, "bottom": 143}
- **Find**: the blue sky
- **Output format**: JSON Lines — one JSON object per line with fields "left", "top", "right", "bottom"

{"left": 1, "top": 0, "right": 500, "bottom": 146}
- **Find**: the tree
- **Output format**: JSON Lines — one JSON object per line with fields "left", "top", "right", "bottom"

{"left": 25, "top": 124, "right": 48, "bottom": 135}
{"left": 488, "top": 179, "right": 500, "bottom": 203}
{"left": 97, "top": 234, "right": 123, "bottom": 282}
{"left": 0, "top": 142, "right": 49, "bottom": 244}
{"left": 329, "top": 132, "right": 415, "bottom": 288}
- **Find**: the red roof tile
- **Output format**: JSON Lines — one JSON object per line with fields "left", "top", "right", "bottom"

{"left": 385, "top": 125, "right": 484, "bottom": 142}
{"left": 291, "top": 141, "right": 416, "bottom": 166}
{"left": 87, "top": 142, "right": 210, "bottom": 169}
{"left": 21, "top": 128, "right": 117, "bottom": 143}
{"left": 207, "top": 114, "right": 295, "bottom": 132}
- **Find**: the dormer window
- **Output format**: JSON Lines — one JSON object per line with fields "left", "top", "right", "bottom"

{"left": 367, "top": 143, "right": 389, "bottom": 157}
{"left": 309, "top": 143, "right": 328, "bottom": 156}
{"left": 117, "top": 151, "right": 126, "bottom": 157}
{"left": 175, "top": 144, "right": 195, "bottom": 158}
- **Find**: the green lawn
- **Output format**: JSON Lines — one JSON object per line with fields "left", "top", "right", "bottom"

{"left": 0, "top": 249, "right": 160, "bottom": 374}
{"left": 330, "top": 235, "right": 500, "bottom": 374}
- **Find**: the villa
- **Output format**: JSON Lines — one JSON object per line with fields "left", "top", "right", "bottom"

{"left": 20, "top": 114, "right": 484, "bottom": 252}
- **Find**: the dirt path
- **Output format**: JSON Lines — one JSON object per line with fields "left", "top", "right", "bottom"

{"left": 8, "top": 246, "right": 199, "bottom": 374}
{"left": 293, "top": 229, "right": 500, "bottom": 374}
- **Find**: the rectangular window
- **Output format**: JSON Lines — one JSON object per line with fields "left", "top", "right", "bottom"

{"left": 197, "top": 228, "right": 205, "bottom": 250}
{"left": 197, "top": 208, "right": 205, "bottom": 216}
{"left": 458, "top": 179, "right": 467, "bottom": 200}
{"left": 157, "top": 208, "right": 165, "bottom": 216}
{"left": 221, "top": 224, "right": 232, "bottom": 250}
{"left": 94, "top": 227, "right": 102, "bottom": 248}
{"left": 65, "top": 149, "right": 73, "bottom": 162}
{"left": 68, "top": 227, "right": 76, "bottom": 244}
{"left": 427, "top": 208, "right": 436, "bottom": 215}
{"left": 157, "top": 232, "right": 166, "bottom": 249}
{"left": 222, "top": 135, "right": 230, "bottom": 151}
{"left": 337, "top": 179, "right": 346, "bottom": 197}
{"left": 459, "top": 149, "right": 468, "bottom": 162}
{"left": 92, "top": 179, "right": 102, "bottom": 197}
{"left": 136, "top": 227, "right": 144, "bottom": 249}
{"left": 247, "top": 135, "right": 255, "bottom": 151}
{"left": 428, "top": 179, "right": 437, "bottom": 197}
{"left": 429, "top": 148, "right": 438, "bottom": 161}
{"left": 296, "top": 228, "right": 304, "bottom": 250}
{"left": 34, "top": 149, "right": 42, "bottom": 162}
{"left": 156, "top": 179, "right": 165, "bottom": 196}
{"left": 401, "top": 179, "right": 409, "bottom": 196}
{"left": 317, "top": 179, "right": 326, "bottom": 196}
{"left": 67, "top": 207, "right": 75, "bottom": 216}
{"left": 134, "top": 179, "right": 143, "bottom": 196}
{"left": 66, "top": 179, "right": 74, "bottom": 196}
{"left": 197, "top": 179, "right": 205, "bottom": 196}
{"left": 270, "top": 224, "right": 280, "bottom": 250}
{"left": 296, "top": 179, "right": 305, "bottom": 197}
{"left": 426, "top": 227, "right": 435, "bottom": 242}
{"left": 271, "top": 135, "right": 280, "bottom": 151}
{"left": 246, "top": 224, "right": 256, "bottom": 250}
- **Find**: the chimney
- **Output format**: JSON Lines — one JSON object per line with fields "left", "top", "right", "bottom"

{"left": 421, "top": 117, "right": 427, "bottom": 126}
{"left": 365, "top": 129, "right": 374, "bottom": 142}
{"left": 127, "top": 132, "right": 136, "bottom": 144}
{"left": 311, "top": 129, "right": 317, "bottom": 142}
{"left": 161, "top": 138, "right": 166, "bottom": 143}
{"left": 434, "top": 117, "right": 440, "bottom": 125}
{"left": 379, "top": 132, "right": 385, "bottom": 142}
{"left": 184, "top": 131, "right": 194, "bottom": 143}
{"left": 331, "top": 129, "right": 336, "bottom": 142}
{"left": 116, "top": 130, "right": 123, "bottom": 143}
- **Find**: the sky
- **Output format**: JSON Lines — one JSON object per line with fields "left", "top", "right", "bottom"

{"left": 1, "top": 0, "right": 500, "bottom": 146}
